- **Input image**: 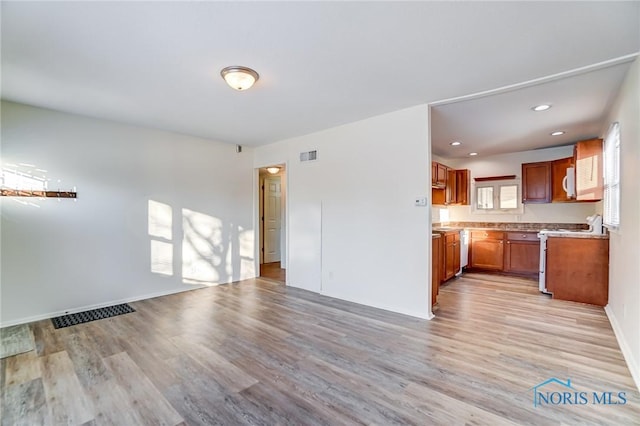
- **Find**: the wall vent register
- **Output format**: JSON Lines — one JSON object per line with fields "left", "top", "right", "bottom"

{"left": 300, "top": 150, "right": 318, "bottom": 162}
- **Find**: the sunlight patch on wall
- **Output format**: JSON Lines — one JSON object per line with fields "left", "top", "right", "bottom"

{"left": 239, "top": 227, "right": 256, "bottom": 277}
{"left": 182, "top": 208, "right": 222, "bottom": 285}
{"left": 148, "top": 200, "right": 173, "bottom": 276}
{"left": 150, "top": 240, "right": 173, "bottom": 276}
{"left": 148, "top": 200, "right": 172, "bottom": 240}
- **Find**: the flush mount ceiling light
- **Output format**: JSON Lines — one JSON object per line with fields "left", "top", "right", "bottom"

{"left": 450, "top": 141, "right": 461, "bottom": 146}
{"left": 469, "top": 152, "right": 478, "bottom": 156}
{"left": 532, "top": 104, "right": 551, "bottom": 112}
{"left": 220, "top": 66, "right": 259, "bottom": 91}
{"left": 266, "top": 166, "right": 280, "bottom": 174}
{"left": 551, "top": 131, "right": 565, "bottom": 136}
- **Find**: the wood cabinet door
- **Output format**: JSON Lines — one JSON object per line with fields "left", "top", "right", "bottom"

{"left": 546, "top": 237, "right": 608, "bottom": 306}
{"left": 551, "top": 157, "right": 575, "bottom": 202}
{"left": 445, "top": 168, "right": 457, "bottom": 205}
{"left": 442, "top": 232, "right": 460, "bottom": 281}
{"left": 470, "top": 239, "right": 504, "bottom": 270}
{"left": 436, "top": 163, "right": 447, "bottom": 187}
{"left": 504, "top": 241, "right": 540, "bottom": 274}
{"left": 522, "top": 162, "right": 551, "bottom": 203}
{"left": 455, "top": 169, "right": 470, "bottom": 205}
{"left": 431, "top": 162, "right": 437, "bottom": 186}
{"left": 431, "top": 236, "right": 442, "bottom": 305}
{"left": 575, "top": 138, "right": 603, "bottom": 201}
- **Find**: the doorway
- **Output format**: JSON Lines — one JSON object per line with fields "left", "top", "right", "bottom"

{"left": 259, "top": 165, "right": 286, "bottom": 284}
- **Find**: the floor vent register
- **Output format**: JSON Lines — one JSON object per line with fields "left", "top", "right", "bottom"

{"left": 51, "top": 303, "right": 136, "bottom": 329}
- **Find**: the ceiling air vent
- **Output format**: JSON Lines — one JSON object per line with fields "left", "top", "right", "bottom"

{"left": 299, "top": 150, "right": 318, "bottom": 162}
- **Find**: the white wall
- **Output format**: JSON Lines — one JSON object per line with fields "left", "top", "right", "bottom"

{"left": 254, "top": 105, "right": 432, "bottom": 319}
{"left": 1, "top": 101, "right": 255, "bottom": 326}
{"left": 439, "top": 146, "right": 597, "bottom": 223}
{"left": 603, "top": 58, "right": 640, "bottom": 390}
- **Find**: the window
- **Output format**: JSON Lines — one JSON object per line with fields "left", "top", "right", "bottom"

{"left": 473, "top": 179, "right": 523, "bottom": 214}
{"left": 603, "top": 122, "right": 620, "bottom": 228}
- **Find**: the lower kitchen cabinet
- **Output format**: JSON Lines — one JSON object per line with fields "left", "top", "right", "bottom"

{"left": 431, "top": 234, "right": 442, "bottom": 306}
{"left": 546, "top": 236, "right": 609, "bottom": 306}
{"left": 469, "top": 231, "right": 504, "bottom": 271}
{"left": 443, "top": 231, "right": 461, "bottom": 281}
{"left": 504, "top": 232, "right": 540, "bottom": 275}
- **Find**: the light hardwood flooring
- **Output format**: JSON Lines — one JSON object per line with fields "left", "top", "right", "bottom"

{"left": 1, "top": 273, "right": 639, "bottom": 425}
{"left": 259, "top": 261, "right": 286, "bottom": 284}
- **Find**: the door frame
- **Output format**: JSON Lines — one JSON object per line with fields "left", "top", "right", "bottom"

{"left": 254, "top": 162, "right": 288, "bottom": 284}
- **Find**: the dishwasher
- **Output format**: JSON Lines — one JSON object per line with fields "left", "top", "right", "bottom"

{"left": 457, "top": 229, "right": 469, "bottom": 276}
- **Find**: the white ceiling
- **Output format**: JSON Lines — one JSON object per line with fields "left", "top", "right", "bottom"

{"left": 2, "top": 2, "right": 639, "bottom": 151}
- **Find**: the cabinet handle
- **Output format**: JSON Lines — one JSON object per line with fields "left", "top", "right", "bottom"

{"left": 522, "top": 234, "right": 527, "bottom": 238}
{"left": 500, "top": 241, "right": 503, "bottom": 244}
{"left": 507, "top": 241, "right": 511, "bottom": 244}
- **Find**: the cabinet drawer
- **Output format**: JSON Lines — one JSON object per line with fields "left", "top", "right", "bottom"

{"left": 470, "top": 230, "right": 504, "bottom": 240}
{"left": 506, "top": 232, "right": 539, "bottom": 242}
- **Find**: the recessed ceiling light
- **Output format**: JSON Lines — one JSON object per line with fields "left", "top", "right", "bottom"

{"left": 532, "top": 104, "right": 551, "bottom": 112}
{"left": 450, "top": 141, "right": 461, "bottom": 146}
{"left": 469, "top": 152, "right": 478, "bottom": 156}
{"left": 550, "top": 131, "right": 565, "bottom": 136}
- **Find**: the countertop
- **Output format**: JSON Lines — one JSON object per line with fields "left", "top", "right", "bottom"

{"left": 433, "top": 221, "right": 589, "bottom": 233}
{"left": 432, "top": 222, "right": 609, "bottom": 239}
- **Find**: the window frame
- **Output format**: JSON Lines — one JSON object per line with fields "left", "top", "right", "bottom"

{"left": 603, "top": 122, "right": 620, "bottom": 229}
{"left": 471, "top": 178, "right": 524, "bottom": 215}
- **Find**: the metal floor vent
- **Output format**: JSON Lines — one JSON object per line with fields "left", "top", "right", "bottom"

{"left": 51, "top": 303, "right": 136, "bottom": 329}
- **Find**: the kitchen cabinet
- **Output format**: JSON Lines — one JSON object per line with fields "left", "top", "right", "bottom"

{"left": 522, "top": 161, "right": 551, "bottom": 203}
{"left": 431, "top": 234, "right": 442, "bottom": 306}
{"left": 469, "top": 230, "right": 504, "bottom": 270}
{"left": 432, "top": 166, "right": 470, "bottom": 206}
{"left": 504, "top": 232, "right": 540, "bottom": 275}
{"left": 445, "top": 167, "right": 457, "bottom": 205}
{"left": 432, "top": 161, "right": 447, "bottom": 188}
{"left": 574, "top": 138, "right": 603, "bottom": 201}
{"left": 455, "top": 169, "right": 471, "bottom": 205}
{"left": 442, "top": 231, "right": 461, "bottom": 282}
{"left": 551, "top": 157, "right": 575, "bottom": 202}
{"left": 546, "top": 236, "right": 608, "bottom": 306}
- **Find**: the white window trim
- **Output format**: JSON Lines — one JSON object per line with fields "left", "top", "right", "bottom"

{"left": 603, "top": 122, "right": 620, "bottom": 230}
{"left": 471, "top": 178, "right": 524, "bottom": 215}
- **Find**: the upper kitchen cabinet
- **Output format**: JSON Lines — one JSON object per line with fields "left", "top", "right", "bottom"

{"left": 522, "top": 161, "right": 551, "bottom": 203}
{"left": 455, "top": 169, "right": 471, "bottom": 205}
{"left": 431, "top": 161, "right": 470, "bottom": 206}
{"left": 551, "top": 157, "right": 575, "bottom": 202}
{"left": 432, "top": 161, "right": 447, "bottom": 188}
{"left": 574, "top": 138, "right": 603, "bottom": 201}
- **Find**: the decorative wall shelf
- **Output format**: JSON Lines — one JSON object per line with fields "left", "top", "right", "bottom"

{"left": 1, "top": 189, "right": 77, "bottom": 198}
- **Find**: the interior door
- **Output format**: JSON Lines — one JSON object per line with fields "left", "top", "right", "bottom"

{"left": 264, "top": 176, "right": 281, "bottom": 263}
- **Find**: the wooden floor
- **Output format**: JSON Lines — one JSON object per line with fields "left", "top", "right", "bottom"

{"left": 259, "top": 261, "right": 286, "bottom": 283}
{"left": 2, "top": 273, "right": 639, "bottom": 425}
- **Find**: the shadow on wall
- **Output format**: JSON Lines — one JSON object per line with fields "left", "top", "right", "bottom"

{"left": 148, "top": 200, "right": 253, "bottom": 286}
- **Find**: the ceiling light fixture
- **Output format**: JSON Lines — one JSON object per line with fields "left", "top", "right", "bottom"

{"left": 450, "top": 141, "right": 461, "bottom": 146}
{"left": 220, "top": 66, "right": 259, "bottom": 91}
{"left": 550, "top": 131, "right": 565, "bottom": 136}
{"left": 469, "top": 152, "right": 478, "bottom": 156}
{"left": 532, "top": 104, "right": 551, "bottom": 112}
{"left": 266, "top": 166, "right": 280, "bottom": 174}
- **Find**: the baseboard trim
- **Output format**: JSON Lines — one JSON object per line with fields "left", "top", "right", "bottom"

{"left": 0, "top": 285, "right": 206, "bottom": 328}
{"left": 605, "top": 305, "right": 640, "bottom": 392}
